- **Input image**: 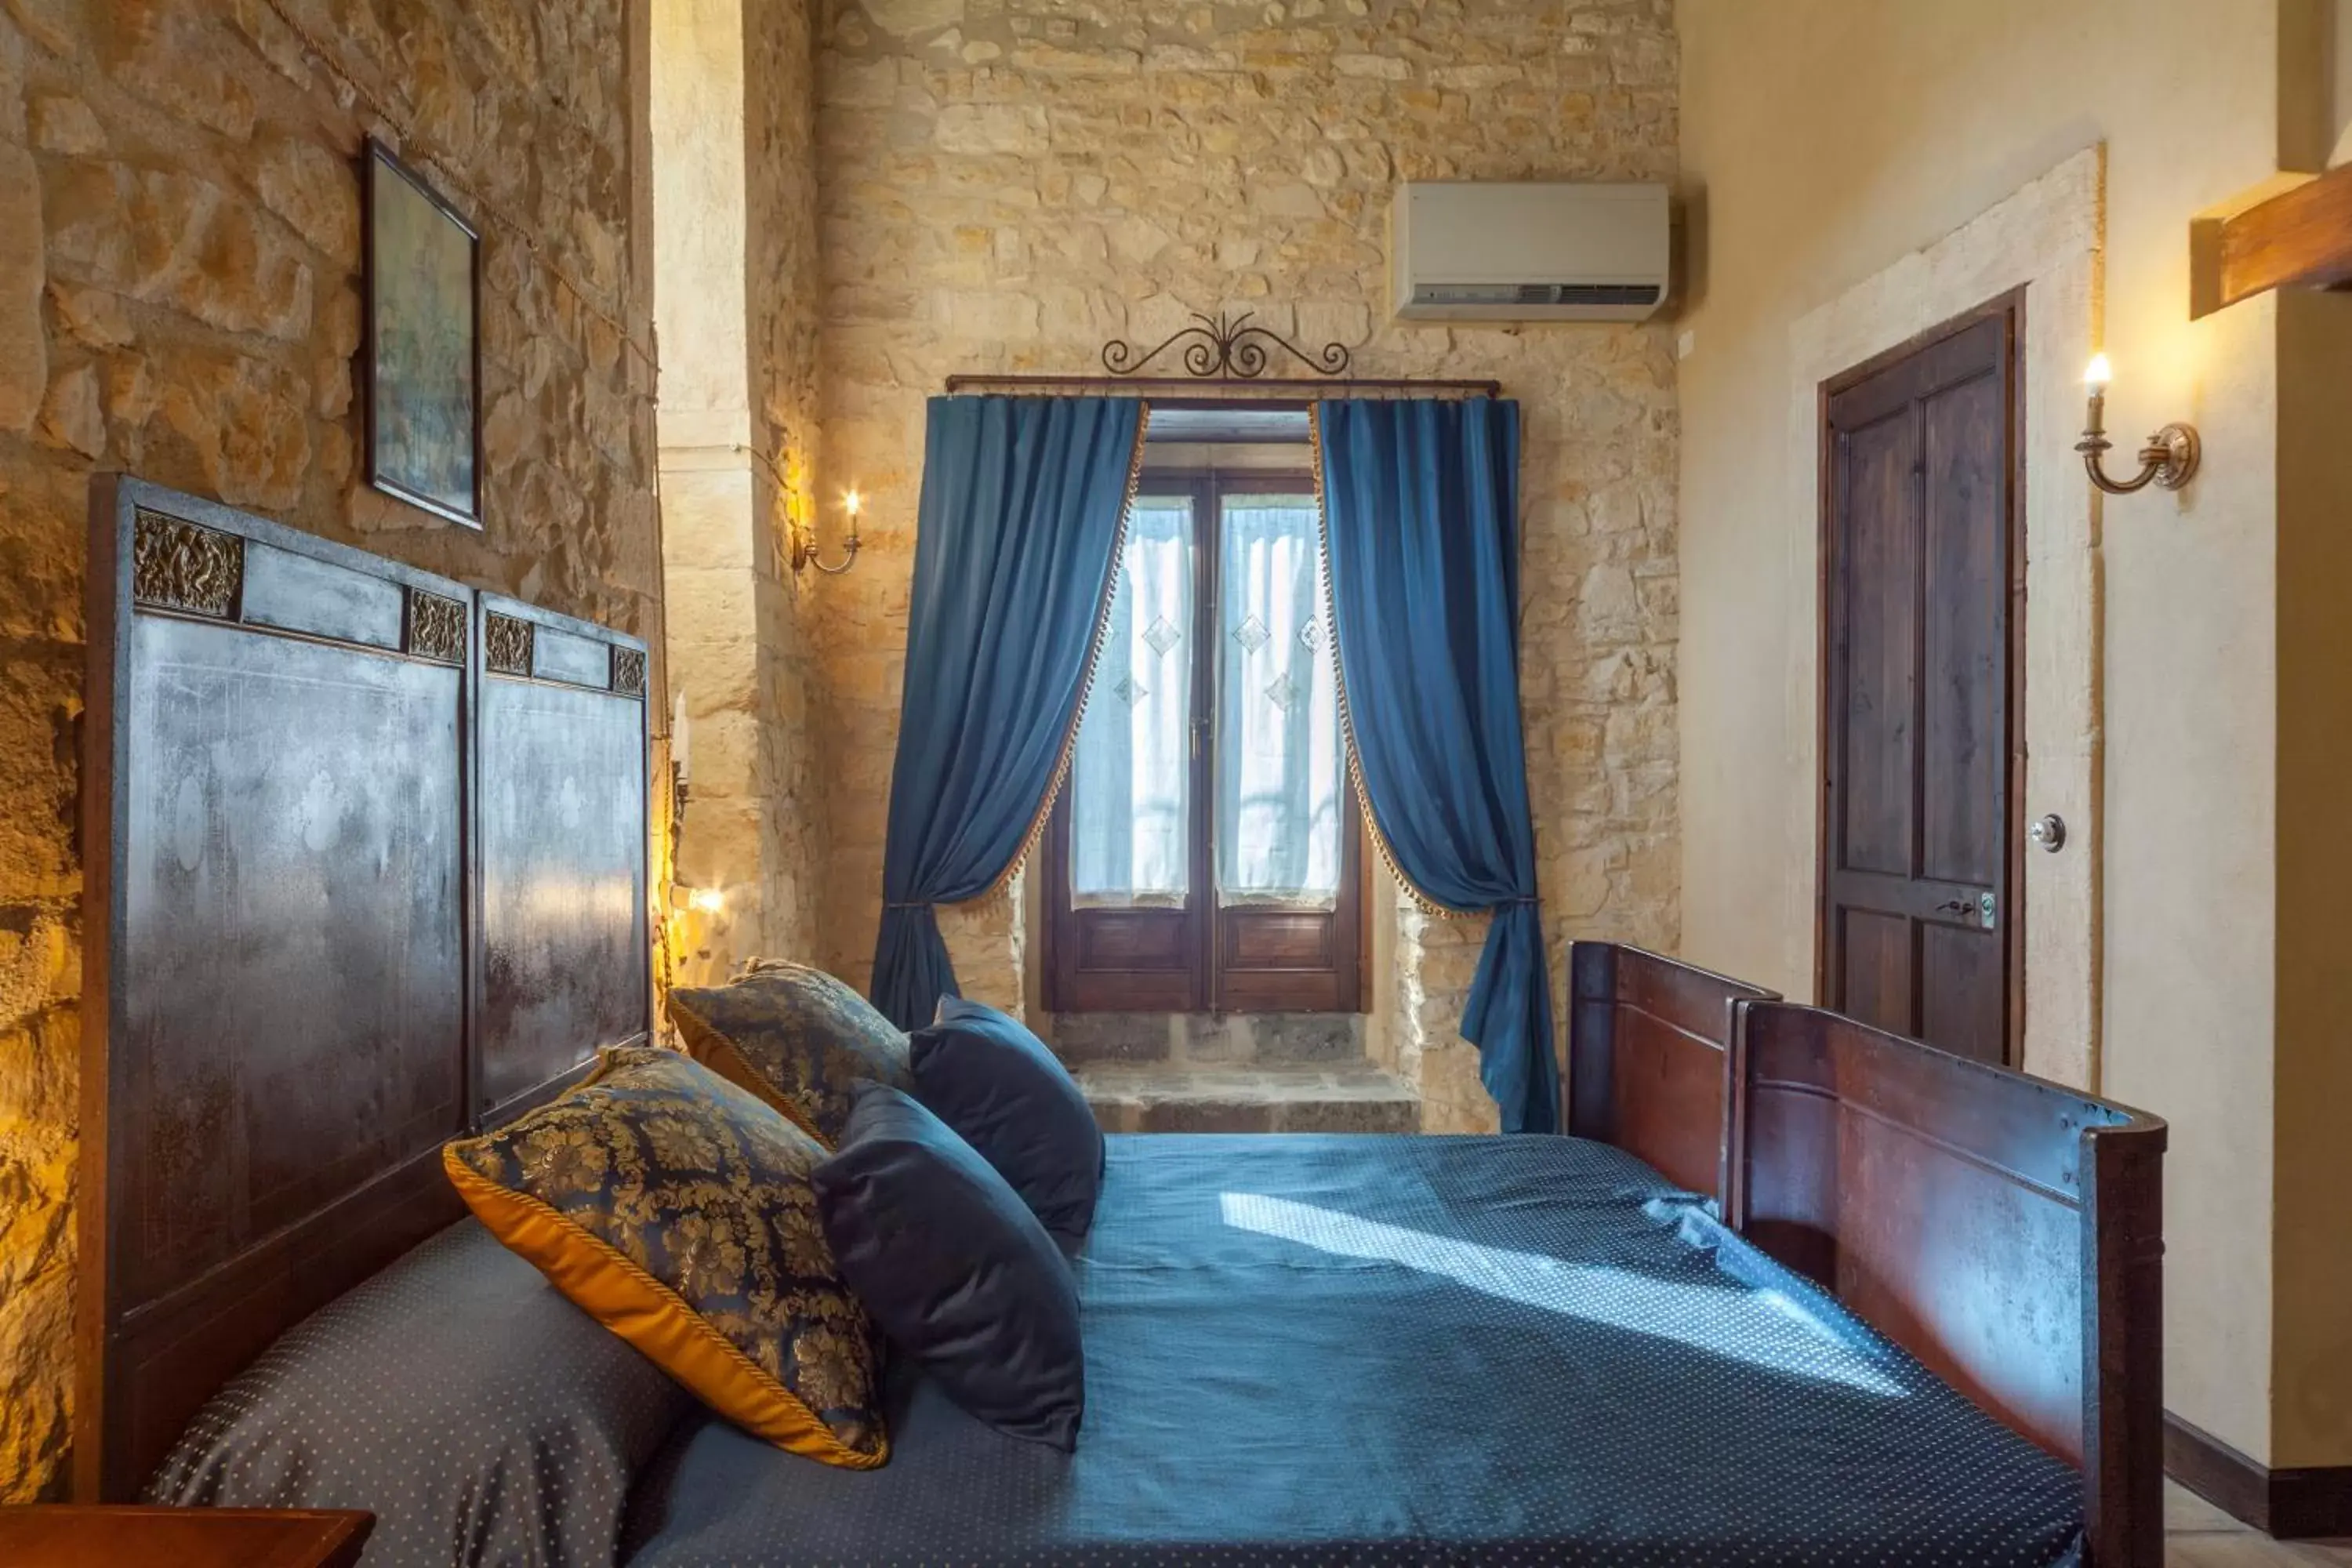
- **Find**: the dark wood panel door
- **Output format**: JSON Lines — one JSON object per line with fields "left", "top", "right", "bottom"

{"left": 1820, "top": 305, "right": 2020, "bottom": 1066}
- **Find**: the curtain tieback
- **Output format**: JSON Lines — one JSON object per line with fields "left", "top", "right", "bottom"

{"left": 883, "top": 901, "right": 931, "bottom": 910}
{"left": 1493, "top": 895, "right": 1540, "bottom": 907}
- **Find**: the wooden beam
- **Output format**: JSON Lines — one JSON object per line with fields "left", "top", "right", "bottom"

{"left": 2194, "top": 162, "right": 2352, "bottom": 317}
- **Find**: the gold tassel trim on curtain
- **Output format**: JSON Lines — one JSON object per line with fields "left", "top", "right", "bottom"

{"left": 966, "top": 400, "right": 1154, "bottom": 910}
{"left": 1308, "top": 404, "right": 1470, "bottom": 923}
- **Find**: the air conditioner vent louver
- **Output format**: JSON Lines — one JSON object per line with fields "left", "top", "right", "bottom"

{"left": 1410, "top": 283, "right": 1664, "bottom": 310}
{"left": 1391, "top": 182, "right": 1670, "bottom": 322}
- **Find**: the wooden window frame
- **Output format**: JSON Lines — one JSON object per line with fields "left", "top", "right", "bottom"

{"left": 1043, "top": 468, "right": 1367, "bottom": 1014}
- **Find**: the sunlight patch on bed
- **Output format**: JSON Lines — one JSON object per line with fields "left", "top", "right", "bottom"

{"left": 1217, "top": 1192, "right": 1907, "bottom": 1398}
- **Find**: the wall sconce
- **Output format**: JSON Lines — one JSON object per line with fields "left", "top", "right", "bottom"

{"left": 682, "top": 887, "right": 725, "bottom": 915}
{"left": 669, "top": 691, "right": 691, "bottom": 841}
{"left": 792, "top": 489, "right": 863, "bottom": 575}
{"left": 2078, "top": 354, "right": 2201, "bottom": 494}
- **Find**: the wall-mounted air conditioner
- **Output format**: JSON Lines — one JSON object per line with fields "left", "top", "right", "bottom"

{"left": 1390, "top": 181, "right": 1670, "bottom": 323}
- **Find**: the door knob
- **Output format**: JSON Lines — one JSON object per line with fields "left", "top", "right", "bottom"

{"left": 2028, "top": 814, "right": 2067, "bottom": 852}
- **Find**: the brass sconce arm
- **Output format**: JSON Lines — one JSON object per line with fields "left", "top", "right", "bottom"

{"left": 792, "top": 532, "right": 862, "bottom": 575}
{"left": 729, "top": 440, "right": 866, "bottom": 577}
{"left": 791, "top": 487, "right": 864, "bottom": 576}
{"left": 2077, "top": 379, "right": 2201, "bottom": 495}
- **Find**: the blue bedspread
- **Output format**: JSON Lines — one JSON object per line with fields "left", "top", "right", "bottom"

{"left": 623, "top": 1133, "right": 2084, "bottom": 1566}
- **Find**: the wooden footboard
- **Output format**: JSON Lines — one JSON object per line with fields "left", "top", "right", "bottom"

{"left": 1564, "top": 942, "right": 1777, "bottom": 1209}
{"left": 1733, "top": 1001, "right": 2167, "bottom": 1568}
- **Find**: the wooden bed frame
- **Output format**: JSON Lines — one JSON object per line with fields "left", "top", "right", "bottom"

{"left": 1734, "top": 999, "right": 2166, "bottom": 1567}
{"left": 1570, "top": 946, "right": 2168, "bottom": 1567}
{"left": 75, "top": 478, "right": 651, "bottom": 1501}
{"left": 76, "top": 488, "right": 2165, "bottom": 1565}
{"left": 1564, "top": 941, "right": 1777, "bottom": 1208}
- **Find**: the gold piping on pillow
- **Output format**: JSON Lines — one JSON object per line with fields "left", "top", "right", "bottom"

{"left": 690, "top": 1029, "right": 827, "bottom": 1145}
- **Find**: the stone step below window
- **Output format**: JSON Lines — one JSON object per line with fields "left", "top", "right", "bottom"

{"left": 1048, "top": 1011, "right": 1366, "bottom": 1068}
{"left": 1076, "top": 1062, "right": 1421, "bottom": 1136}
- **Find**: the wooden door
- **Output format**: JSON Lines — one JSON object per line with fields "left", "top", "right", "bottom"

{"left": 1820, "top": 303, "right": 2021, "bottom": 1065}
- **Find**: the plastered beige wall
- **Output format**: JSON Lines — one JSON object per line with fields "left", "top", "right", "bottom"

{"left": 1777, "top": 149, "right": 2103, "bottom": 1093}
{"left": 1678, "top": 0, "right": 2289, "bottom": 1462}
{"left": 2336, "top": 0, "right": 2352, "bottom": 158}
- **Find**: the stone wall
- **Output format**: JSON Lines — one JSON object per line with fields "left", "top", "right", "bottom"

{"left": 655, "top": 0, "right": 827, "bottom": 983}
{"left": 809, "top": 0, "right": 1681, "bottom": 1128}
{"left": 0, "top": 0, "right": 655, "bottom": 1500}
{"left": 746, "top": 0, "right": 828, "bottom": 964}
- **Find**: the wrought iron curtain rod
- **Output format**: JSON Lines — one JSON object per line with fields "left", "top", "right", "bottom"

{"left": 942, "top": 311, "right": 1501, "bottom": 398}
{"left": 940, "top": 374, "right": 1503, "bottom": 397}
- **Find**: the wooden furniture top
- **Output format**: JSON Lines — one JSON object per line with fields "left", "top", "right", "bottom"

{"left": 0, "top": 1506, "right": 372, "bottom": 1568}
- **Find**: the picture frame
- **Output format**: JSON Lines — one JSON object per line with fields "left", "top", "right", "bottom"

{"left": 362, "top": 137, "right": 483, "bottom": 530}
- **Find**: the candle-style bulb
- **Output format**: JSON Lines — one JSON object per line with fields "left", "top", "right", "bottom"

{"left": 2083, "top": 353, "right": 2112, "bottom": 390}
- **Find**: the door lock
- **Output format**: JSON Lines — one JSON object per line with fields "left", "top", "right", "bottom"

{"left": 1936, "top": 893, "right": 1998, "bottom": 930}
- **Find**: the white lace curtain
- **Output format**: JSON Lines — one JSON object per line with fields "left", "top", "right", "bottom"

{"left": 1067, "top": 492, "right": 1343, "bottom": 912}
{"left": 1215, "top": 498, "right": 1341, "bottom": 909}
{"left": 1070, "top": 497, "right": 1192, "bottom": 907}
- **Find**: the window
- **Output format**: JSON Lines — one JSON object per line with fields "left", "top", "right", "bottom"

{"left": 1044, "top": 467, "right": 1365, "bottom": 1013}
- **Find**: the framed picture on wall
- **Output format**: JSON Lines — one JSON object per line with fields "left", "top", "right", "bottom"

{"left": 363, "top": 138, "right": 482, "bottom": 529}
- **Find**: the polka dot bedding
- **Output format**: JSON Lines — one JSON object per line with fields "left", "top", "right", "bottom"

{"left": 148, "top": 1218, "right": 695, "bottom": 1568}
{"left": 622, "top": 1133, "right": 2085, "bottom": 1568}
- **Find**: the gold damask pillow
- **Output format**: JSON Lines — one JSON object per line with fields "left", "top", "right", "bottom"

{"left": 443, "top": 1045, "right": 886, "bottom": 1468}
{"left": 666, "top": 960, "right": 912, "bottom": 1147}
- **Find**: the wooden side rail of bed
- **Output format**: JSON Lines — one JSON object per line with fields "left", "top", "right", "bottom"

{"left": 1733, "top": 1001, "right": 2168, "bottom": 1568}
{"left": 1563, "top": 941, "right": 1778, "bottom": 1209}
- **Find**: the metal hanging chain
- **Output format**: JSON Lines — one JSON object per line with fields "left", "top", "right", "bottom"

{"left": 255, "top": 0, "right": 659, "bottom": 387}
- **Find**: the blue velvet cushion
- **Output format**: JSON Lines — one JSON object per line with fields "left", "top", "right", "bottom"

{"left": 908, "top": 997, "right": 1105, "bottom": 1244}
{"left": 813, "top": 1086, "right": 1084, "bottom": 1450}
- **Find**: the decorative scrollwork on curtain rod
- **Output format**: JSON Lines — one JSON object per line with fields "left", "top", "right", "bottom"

{"left": 1101, "top": 311, "right": 1351, "bottom": 379}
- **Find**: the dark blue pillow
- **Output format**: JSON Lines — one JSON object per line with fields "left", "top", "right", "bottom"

{"left": 812, "top": 1085, "right": 1084, "bottom": 1450}
{"left": 909, "top": 997, "right": 1105, "bottom": 1245}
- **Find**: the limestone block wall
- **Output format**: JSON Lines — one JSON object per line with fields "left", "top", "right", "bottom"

{"left": 746, "top": 0, "right": 828, "bottom": 964}
{"left": 0, "top": 0, "right": 656, "bottom": 1500}
{"left": 655, "top": 0, "right": 827, "bottom": 982}
{"left": 808, "top": 0, "right": 1682, "bottom": 1127}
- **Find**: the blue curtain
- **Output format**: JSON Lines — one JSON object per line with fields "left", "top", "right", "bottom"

{"left": 871, "top": 396, "right": 1145, "bottom": 1029}
{"left": 1316, "top": 398, "right": 1557, "bottom": 1134}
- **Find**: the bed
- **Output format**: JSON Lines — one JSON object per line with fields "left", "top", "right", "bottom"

{"left": 619, "top": 1131, "right": 2085, "bottom": 1566}
{"left": 80, "top": 479, "right": 2168, "bottom": 1566}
